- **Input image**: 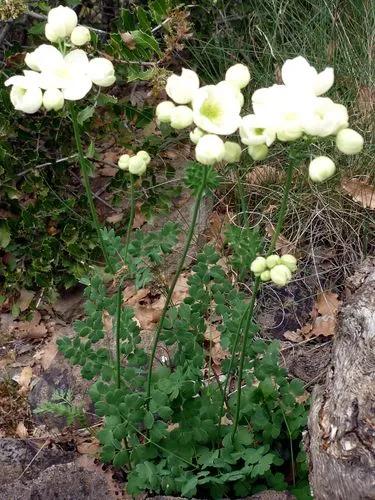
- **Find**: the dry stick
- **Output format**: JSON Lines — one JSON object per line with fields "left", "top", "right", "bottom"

{"left": 145, "top": 165, "right": 209, "bottom": 403}
{"left": 229, "top": 153, "right": 297, "bottom": 439}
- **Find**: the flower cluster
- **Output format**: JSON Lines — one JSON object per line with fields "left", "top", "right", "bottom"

{"left": 4, "top": 5, "right": 115, "bottom": 114}
{"left": 240, "top": 56, "right": 364, "bottom": 181}
{"left": 118, "top": 151, "right": 151, "bottom": 176}
{"left": 250, "top": 254, "right": 297, "bottom": 287}
{"left": 157, "top": 57, "right": 364, "bottom": 182}
{"left": 156, "top": 64, "right": 250, "bottom": 165}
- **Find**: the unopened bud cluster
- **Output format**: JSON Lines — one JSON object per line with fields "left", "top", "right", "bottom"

{"left": 250, "top": 254, "right": 297, "bottom": 287}
{"left": 118, "top": 151, "right": 151, "bottom": 176}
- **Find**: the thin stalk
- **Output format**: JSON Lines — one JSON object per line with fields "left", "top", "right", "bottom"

{"left": 230, "top": 155, "right": 297, "bottom": 438}
{"left": 146, "top": 165, "right": 209, "bottom": 402}
{"left": 115, "top": 175, "right": 136, "bottom": 389}
{"left": 69, "top": 103, "right": 114, "bottom": 273}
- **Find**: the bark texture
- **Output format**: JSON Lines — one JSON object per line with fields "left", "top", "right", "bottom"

{"left": 306, "top": 259, "right": 375, "bottom": 500}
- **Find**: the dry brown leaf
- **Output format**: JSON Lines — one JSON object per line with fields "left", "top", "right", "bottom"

{"left": 247, "top": 165, "right": 282, "bottom": 185}
{"left": 132, "top": 202, "right": 146, "bottom": 229}
{"left": 210, "top": 343, "right": 229, "bottom": 366}
{"left": 265, "top": 223, "right": 296, "bottom": 255}
{"left": 341, "top": 177, "right": 375, "bottom": 209}
{"left": 76, "top": 437, "right": 100, "bottom": 456}
{"left": 15, "top": 366, "right": 33, "bottom": 394}
{"left": 106, "top": 212, "right": 123, "bottom": 224}
{"left": 15, "top": 421, "right": 28, "bottom": 438}
{"left": 100, "top": 166, "right": 118, "bottom": 177}
{"left": 120, "top": 32, "right": 136, "bottom": 50}
{"left": 309, "top": 315, "right": 336, "bottom": 338}
{"left": 204, "top": 325, "right": 221, "bottom": 344}
{"left": 16, "top": 289, "right": 34, "bottom": 312}
{"left": 315, "top": 291, "right": 341, "bottom": 316}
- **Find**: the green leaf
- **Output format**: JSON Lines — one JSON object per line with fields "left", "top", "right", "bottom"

{"left": 131, "top": 30, "right": 162, "bottom": 56}
{"left": 77, "top": 106, "right": 95, "bottom": 125}
{"left": 113, "top": 449, "right": 130, "bottom": 468}
{"left": 144, "top": 411, "right": 154, "bottom": 429}
{"left": 181, "top": 476, "right": 198, "bottom": 498}
{"left": 28, "top": 22, "right": 45, "bottom": 35}
{"left": 0, "top": 221, "right": 10, "bottom": 248}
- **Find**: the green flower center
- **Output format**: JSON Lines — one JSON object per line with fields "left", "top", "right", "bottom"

{"left": 254, "top": 127, "right": 264, "bottom": 135}
{"left": 200, "top": 99, "right": 223, "bottom": 123}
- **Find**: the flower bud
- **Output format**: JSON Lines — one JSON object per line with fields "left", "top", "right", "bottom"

{"left": 128, "top": 156, "right": 147, "bottom": 176}
{"left": 223, "top": 141, "right": 242, "bottom": 163}
{"left": 170, "top": 105, "right": 194, "bottom": 129}
{"left": 195, "top": 134, "right": 225, "bottom": 165}
{"left": 46, "top": 6, "right": 78, "bottom": 40}
{"left": 225, "top": 63, "right": 251, "bottom": 89}
{"left": 260, "top": 270, "right": 271, "bottom": 282}
{"left": 70, "top": 25, "right": 91, "bottom": 46}
{"left": 336, "top": 128, "right": 364, "bottom": 155}
{"left": 189, "top": 127, "right": 205, "bottom": 145}
{"left": 270, "top": 264, "right": 292, "bottom": 286}
{"left": 250, "top": 256, "right": 267, "bottom": 274}
{"left": 166, "top": 68, "right": 199, "bottom": 104}
{"left": 118, "top": 154, "right": 130, "bottom": 171}
{"left": 88, "top": 58, "right": 116, "bottom": 87}
{"left": 266, "top": 254, "right": 280, "bottom": 269}
{"left": 247, "top": 144, "right": 268, "bottom": 161}
{"left": 43, "top": 88, "right": 64, "bottom": 111}
{"left": 136, "top": 150, "right": 151, "bottom": 164}
{"left": 280, "top": 254, "right": 297, "bottom": 272}
{"left": 308, "top": 156, "right": 335, "bottom": 183}
{"left": 156, "top": 100, "right": 175, "bottom": 123}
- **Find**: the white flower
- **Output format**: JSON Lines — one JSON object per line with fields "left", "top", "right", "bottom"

{"left": 45, "top": 5, "right": 78, "bottom": 41}
{"left": 40, "top": 49, "right": 92, "bottom": 100}
{"left": 336, "top": 128, "right": 364, "bottom": 155}
{"left": 247, "top": 144, "right": 268, "bottom": 161}
{"left": 302, "top": 97, "right": 348, "bottom": 137}
{"left": 270, "top": 264, "right": 292, "bottom": 286}
{"left": 250, "top": 256, "right": 267, "bottom": 274}
{"left": 216, "top": 81, "right": 244, "bottom": 108}
{"left": 156, "top": 101, "right": 175, "bottom": 123}
{"left": 5, "top": 73, "right": 43, "bottom": 114}
{"left": 276, "top": 111, "right": 303, "bottom": 141}
{"left": 118, "top": 154, "right": 130, "bottom": 171}
{"left": 88, "top": 58, "right": 116, "bottom": 87}
{"left": 170, "top": 105, "right": 194, "bottom": 129}
{"left": 189, "top": 127, "right": 205, "bottom": 144}
{"left": 70, "top": 25, "right": 91, "bottom": 46}
{"left": 281, "top": 56, "right": 334, "bottom": 96}
{"left": 192, "top": 83, "right": 242, "bottom": 135}
{"left": 280, "top": 254, "right": 297, "bottom": 272}
{"left": 166, "top": 68, "right": 199, "bottom": 104}
{"left": 308, "top": 156, "right": 336, "bottom": 182}
{"left": 265, "top": 255, "right": 281, "bottom": 269}
{"left": 225, "top": 63, "right": 251, "bottom": 89}
{"left": 43, "top": 88, "right": 64, "bottom": 111}
{"left": 195, "top": 134, "right": 225, "bottom": 165}
{"left": 240, "top": 114, "right": 275, "bottom": 146}
{"left": 223, "top": 141, "right": 242, "bottom": 163}
{"left": 25, "top": 44, "right": 63, "bottom": 72}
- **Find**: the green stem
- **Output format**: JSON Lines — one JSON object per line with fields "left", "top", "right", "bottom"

{"left": 69, "top": 103, "right": 114, "bottom": 274}
{"left": 115, "top": 175, "right": 136, "bottom": 389}
{"left": 230, "top": 154, "right": 297, "bottom": 438}
{"left": 146, "top": 165, "right": 209, "bottom": 402}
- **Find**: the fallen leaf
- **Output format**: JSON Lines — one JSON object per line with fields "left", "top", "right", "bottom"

{"left": 132, "top": 202, "right": 146, "bottom": 229}
{"left": 120, "top": 32, "right": 136, "bottom": 50}
{"left": 210, "top": 343, "right": 229, "bottom": 366}
{"left": 315, "top": 291, "right": 341, "bottom": 316}
{"left": 284, "top": 291, "right": 341, "bottom": 341}
{"left": 16, "top": 421, "right": 28, "bottom": 438}
{"left": 100, "top": 166, "right": 118, "bottom": 177}
{"left": 341, "top": 177, "right": 375, "bottom": 209}
{"left": 14, "top": 366, "right": 33, "bottom": 394}
{"left": 76, "top": 437, "right": 100, "bottom": 456}
{"left": 204, "top": 325, "right": 221, "bottom": 344}
{"left": 106, "top": 212, "right": 123, "bottom": 224}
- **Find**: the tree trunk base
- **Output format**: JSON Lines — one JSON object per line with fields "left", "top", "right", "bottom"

{"left": 305, "top": 259, "right": 375, "bottom": 499}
